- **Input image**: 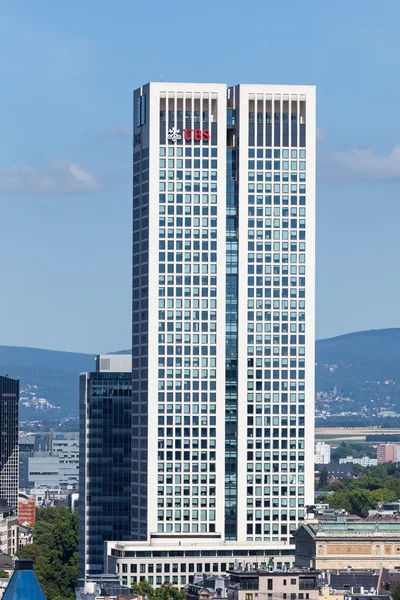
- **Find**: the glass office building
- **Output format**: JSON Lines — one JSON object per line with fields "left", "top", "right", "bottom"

{"left": 79, "top": 356, "right": 132, "bottom": 577}
{"left": 0, "top": 375, "right": 19, "bottom": 511}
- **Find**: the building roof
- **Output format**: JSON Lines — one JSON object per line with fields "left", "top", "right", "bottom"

{"left": 2, "top": 570, "right": 46, "bottom": 600}
{"left": 329, "top": 572, "right": 379, "bottom": 591}
{"left": 296, "top": 520, "right": 400, "bottom": 538}
{"left": 348, "top": 596, "right": 391, "bottom": 600}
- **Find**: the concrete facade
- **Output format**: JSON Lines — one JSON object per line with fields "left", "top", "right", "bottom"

{"left": 294, "top": 520, "right": 400, "bottom": 570}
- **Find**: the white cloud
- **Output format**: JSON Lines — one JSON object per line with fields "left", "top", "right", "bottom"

{"left": 316, "top": 127, "right": 327, "bottom": 141}
{"left": 324, "top": 145, "right": 400, "bottom": 182}
{"left": 0, "top": 161, "right": 99, "bottom": 195}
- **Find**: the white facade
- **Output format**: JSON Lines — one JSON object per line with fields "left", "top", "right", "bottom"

{"left": 105, "top": 539, "right": 294, "bottom": 588}
{"left": 111, "top": 81, "right": 316, "bottom": 585}
{"left": 95, "top": 354, "right": 132, "bottom": 373}
{"left": 339, "top": 455, "right": 377, "bottom": 467}
{"left": 314, "top": 442, "right": 331, "bottom": 464}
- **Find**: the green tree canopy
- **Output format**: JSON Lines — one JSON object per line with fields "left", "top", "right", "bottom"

{"left": 17, "top": 506, "right": 78, "bottom": 600}
{"left": 391, "top": 582, "right": 400, "bottom": 600}
{"left": 132, "top": 580, "right": 186, "bottom": 600}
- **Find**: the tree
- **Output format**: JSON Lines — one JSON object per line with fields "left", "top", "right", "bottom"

{"left": 391, "top": 582, "right": 400, "bottom": 600}
{"left": 0, "top": 570, "right": 9, "bottom": 578}
{"left": 17, "top": 506, "right": 78, "bottom": 600}
{"left": 317, "top": 468, "right": 328, "bottom": 490}
{"left": 155, "top": 583, "right": 186, "bottom": 600}
{"left": 131, "top": 580, "right": 185, "bottom": 600}
{"left": 132, "top": 580, "right": 156, "bottom": 599}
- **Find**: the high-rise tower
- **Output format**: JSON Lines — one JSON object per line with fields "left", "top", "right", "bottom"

{"left": 107, "top": 82, "right": 316, "bottom": 586}
{"left": 0, "top": 375, "right": 19, "bottom": 511}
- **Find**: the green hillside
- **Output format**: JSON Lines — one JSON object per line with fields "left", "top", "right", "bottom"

{"left": 1, "top": 328, "right": 400, "bottom": 424}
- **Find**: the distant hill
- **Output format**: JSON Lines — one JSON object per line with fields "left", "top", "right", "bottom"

{"left": 1, "top": 328, "right": 400, "bottom": 424}
{"left": 0, "top": 346, "right": 96, "bottom": 421}
{"left": 315, "top": 328, "right": 400, "bottom": 419}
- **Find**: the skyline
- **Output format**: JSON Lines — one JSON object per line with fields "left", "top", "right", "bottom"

{"left": 1, "top": 0, "right": 400, "bottom": 353}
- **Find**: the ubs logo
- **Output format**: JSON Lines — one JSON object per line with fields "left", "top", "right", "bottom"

{"left": 183, "top": 129, "right": 210, "bottom": 141}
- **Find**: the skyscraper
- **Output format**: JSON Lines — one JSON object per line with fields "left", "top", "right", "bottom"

{"left": 0, "top": 375, "right": 19, "bottom": 511}
{"left": 106, "top": 82, "right": 316, "bottom": 585}
{"left": 79, "top": 355, "right": 132, "bottom": 577}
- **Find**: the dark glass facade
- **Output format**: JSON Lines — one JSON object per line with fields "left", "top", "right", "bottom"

{"left": 225, "top": 110, "right": 238, "bottom": 540}
{"left": 0, "top": 375, "right": 19, "bottom": 510}
{"left": 79, "top": 372, "right": 132, "bottom": 577}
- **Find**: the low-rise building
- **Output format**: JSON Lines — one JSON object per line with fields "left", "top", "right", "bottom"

{"left": 315, "top": 464, "right": 356, "bottom": 481}
{"left": 18, "top": 493, "right": 35, "bottom": 526}
{"left": 294, "top": 520, "right": 400, "bottom": 570}
{"left": 338, "top": 457, "right": 377, "bottom": 467}
{"left": 105, "top": 539, "right": 294, "bottom": 588}
{"left": 75, "top": 575, "right": 138, "bottom": 600}
{"left": 23, "top": 486, "right": 67, "bottom": 507}
{"left": 0, "top": 505, "right": 18, "bottom": 556}
{"left": 226, "top": 568, "right": 320, "bottom": 600}
{"left": 185, "top": 575, "right": 229, "bottom": 600}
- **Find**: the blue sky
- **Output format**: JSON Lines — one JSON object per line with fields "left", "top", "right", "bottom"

{"left": 0, "top": 0, "right": 399, "bottom": 353}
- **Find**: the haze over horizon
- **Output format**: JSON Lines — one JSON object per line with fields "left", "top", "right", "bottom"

{"left": 0, "top": 0, "right": 399, "bottom": 353}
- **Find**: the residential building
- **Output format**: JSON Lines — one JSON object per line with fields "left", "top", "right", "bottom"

{"left": 315, "top": 463, "right": 356, "bottom": 480}
{"left": 294, "top": 520, "right": 400, "bottom": 570}
{"left": 0, "top": 377, "right": 19, "bottom": 511}
{"left": 0, "top": 505, "right": 18, "bottom": 556}
{"left": 226, "top": 568, "right": 320, "bottom": 600}
{"left": 79, "top": 355, "right": 132, "bottom": 578}
{"left": 18, "top": 493, "right": 35, "bottom": 526}
{"left": 108, "top": 80, "right": 315, "bottom": 585}
{"left": 339, "top": 456, "right": 377, "bottom": 467}
{"left": 314, "top": 442, "right": 330, "bottom": 464}
{"left": 377, "top": 444, "right": 400, "bottom": 464}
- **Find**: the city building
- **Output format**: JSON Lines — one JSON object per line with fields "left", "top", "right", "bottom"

{"left": 75, "top": 574, "right": 137, "bottom": 600}
{"left": 0, "top": 376, "right": 19, "bottom": 511}
{"left": 377, "top": 444, "right": 400, "bottom": 464}
{"left": 79, "top": 355, "right": 132, "bottom": 578}
{"left": 105, "top": 541, "right": 294, "bottom": 587}
{"left": 339, "top": 456, "right": 377, "bottom": 467}
{"left": 24, "top": 486, "right": 67, "bottom": 507}
{"left": 185, "top": 575, "right": 229, "bottom": 600}
{"left": 294, "top": 520, "right": 400, "bottom": 570}
{"left": 18, "top": 493, "right": 35, "bottom": 526}
{"left": 0, "top": 505, "right": 18, "bottom": 556}
{"left": 51, "top": 432, "right": 79, "bottom": 488}
{"left": 314, "top": 442, "right": 330, "bottom": 464}
{"left": 19, "top": 432, "right": 79, "bottom": 489}
{"left": 106, "top": 80, "right": 316, "bottom": 584}
{"left": 318, "top": 570, "right": 381, "bottom": 600}
{"left": 226, "top": 567, "right": 320, "bottom": 600}
{"left": 315, "top": 464, "right": 356, "bottom": 480}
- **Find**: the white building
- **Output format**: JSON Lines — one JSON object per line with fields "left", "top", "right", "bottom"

{"left": 314, "top": 442, "right": 331, "bottom": 464}
{"left": 106, "top": 81, "right": 316, "bottom": 586}
{"left": 339, "top": 455, "right": 377, "bottom": 467}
